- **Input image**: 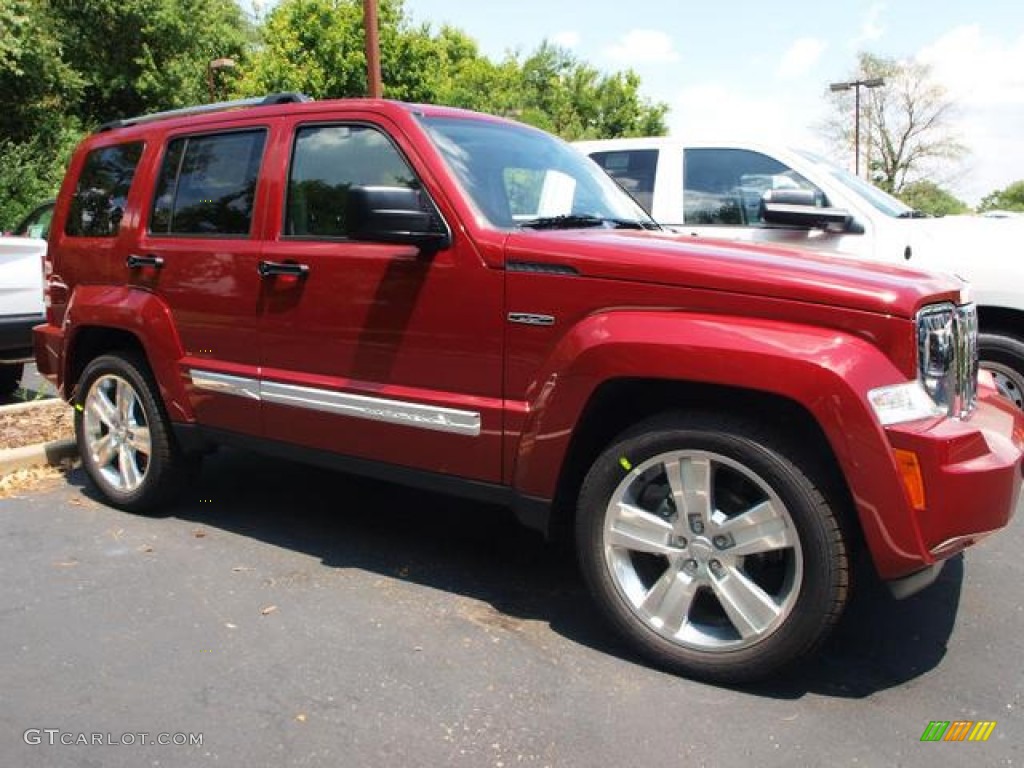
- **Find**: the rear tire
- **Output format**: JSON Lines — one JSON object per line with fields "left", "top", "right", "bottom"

{"left": 576, "top": 411, "right": 849, "bottom": 683}
{"left": 979, "top": 331, "right": 1024, "bottom": 410}
{"left": 75, "top": 352, "right": 197, "bottom": 513}
{"left": 0, "top": 362, "right": 24, "bottom": 399}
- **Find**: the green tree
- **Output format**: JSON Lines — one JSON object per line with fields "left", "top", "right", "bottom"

{"left": 897, "top": 180, "right": 968, "bottom": 217}
{"left": 238, "top": 2, "right": 667, "bottom": 140}
{"left": 0, "top": 0, "right": 249, "bottom": 226}
{"left": 237, "top": 0, "right": 437, "bottom": 101}
{"left": 978, "top": 181, "right": 1024, "bottom": 213}
{"left": 0, "top": 0, "right": 81, "bottom": 144}
{"left": 50, "top": 0, "right": 251, "bottom": 122}
{"left": 822, "top": 52, "right": 966, "bottom": 194}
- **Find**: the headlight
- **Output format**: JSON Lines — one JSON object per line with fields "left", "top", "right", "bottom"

{"left": 869, "top": 302, "right": 978, "bottom": 426}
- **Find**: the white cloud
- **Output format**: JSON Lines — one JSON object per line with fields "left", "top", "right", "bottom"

{"left": 667, "top": 83, "right": 824, "bottom": 151}
{"left": 849, "top": 2, "right": 886, "bottom": 49}
{"left": 916, "top": 26, "right": 1024, "bottom": 202}
{"left": 605, "top": 30, "right": 680, "bottom": 64}
{"left": 917, "top": 26, "right": 1024, "bottom": 107}
{"left": 776, "top": 37, "right": 827, "bottom": 79}
{"left": 551, "top": 30, "right": 580, "bottom": 49}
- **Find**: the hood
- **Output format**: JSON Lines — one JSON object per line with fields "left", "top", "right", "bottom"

{"left": 504, "top": 228, "right": 964, "bottom": 319}
{"left": 900, "top": 215, "right": 1024, "bottom": 308}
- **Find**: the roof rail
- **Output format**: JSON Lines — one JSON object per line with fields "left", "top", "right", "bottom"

{"left": 96, "top": 92, "right": 313, "bottom": 133}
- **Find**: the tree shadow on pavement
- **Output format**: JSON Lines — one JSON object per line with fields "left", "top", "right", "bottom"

{"left": 66, "top": 448, "right": 963, "bottom": 699}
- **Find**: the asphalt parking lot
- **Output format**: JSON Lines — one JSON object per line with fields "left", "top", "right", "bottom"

{"left": 1, "top": 449, "right": 1020, "bottom": 767}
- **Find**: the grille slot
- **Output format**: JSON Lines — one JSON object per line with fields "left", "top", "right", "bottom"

{"left": 954, "top": 303, "right": 979, "bottom": 419}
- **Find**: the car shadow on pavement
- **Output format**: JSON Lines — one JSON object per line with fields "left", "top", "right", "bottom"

{"left": 67, "top": 447, "right": 963, "bottom": 699}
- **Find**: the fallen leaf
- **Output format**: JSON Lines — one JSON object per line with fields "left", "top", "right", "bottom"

{"left": 295, "top": 713, "right": 307, "bottom": 723}
{"left": 192, "top": 529, "right": 207, "bottom": 539}
{"left": 137, "top": 544, "right": 154, "bottom": 553}
{"left": 111, "top": 528, "right": 125, "bottom": 541}
{"left": 53, "top": 559, "right": 78, "bottom": 567}
{"left": 260, "top": 605, "right": 277, "bottom": 616}
{"left": 232, "top": 566, "right": 251, "bottom": 572}
{"left": 225, "top": 623, "right": 237, "bottom": 629}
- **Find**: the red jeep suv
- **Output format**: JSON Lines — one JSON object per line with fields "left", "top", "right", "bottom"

{"left": 34, "top": 94, "right": 1023, "bottom": 682}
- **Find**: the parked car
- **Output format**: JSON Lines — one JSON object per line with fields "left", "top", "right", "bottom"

{"left": 576, "top": 137, "right": 1024, "bottom": 410}
{"left": 35, "top": 95, "right": 1023, "bottom": 682}
{"left": 12, "top": 199, "right": 55, "bottom": 239}
{"left": 0, "top": 201, "right": 50, "bottom": 396}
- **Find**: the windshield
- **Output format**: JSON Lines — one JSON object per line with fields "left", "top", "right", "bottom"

{"left": 419, "top": 115, "right": 655, "bottom": 230}
{"left": 794, "top": 149, "right": 914, "bottom": 218}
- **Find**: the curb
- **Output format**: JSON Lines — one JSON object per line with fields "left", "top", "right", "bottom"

{"left": 0, "top": 438, "right": 79, "bottom": 476}
{"left": 0, "top": 398, "right": 60, "bottom": 416}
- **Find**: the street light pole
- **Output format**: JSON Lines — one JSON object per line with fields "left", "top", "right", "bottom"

{"left": 363, "top": 0, "right": 382, "bottom": 98}
{"left": 829, "top": 77, "right": 885, "bottom": 177}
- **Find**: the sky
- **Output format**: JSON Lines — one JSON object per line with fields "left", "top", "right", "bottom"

{"left": 245, "top": 1, "right": 1024, "bottom": 205}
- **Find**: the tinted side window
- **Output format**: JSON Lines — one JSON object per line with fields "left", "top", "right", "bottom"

{"left": 683, "top": 148, "right": 826, "bottom": 226}
{"left": 589, "top": 149, "right": 658, "bottom": 214}
{"left": 151, "top": 130, "right": 266, "bottom": 236}
{"left": 66, "top": 143, "right": 144, "bottom": 237}
{"left": 286, "top": 125, "right": 419, "bottom": 238}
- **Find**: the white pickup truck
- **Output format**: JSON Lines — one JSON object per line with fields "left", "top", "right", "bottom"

{"left": 0, "top": 201, "right": 51, "bottom": 396}
{"left": 576, "top": 137, "right": 1024, "bottom": 408}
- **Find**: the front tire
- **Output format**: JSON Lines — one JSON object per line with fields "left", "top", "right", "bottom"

{"left": 979, "top": 331, "right": 1024, "bottom": 410}
{"left": 75, "top": 352, "right": 195, "bottom": 513}
{"left": 576, "top": 412, "right": 849, "bottom": 683}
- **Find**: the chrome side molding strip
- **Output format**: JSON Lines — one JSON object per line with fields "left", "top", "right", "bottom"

{"left": 189, "top": 370, "right": 261, "bottom": 400}
{"left": 189, "top": 369, "right": 481, "bottom": 436}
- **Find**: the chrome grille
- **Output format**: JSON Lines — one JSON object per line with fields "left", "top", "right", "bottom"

{"left": 954, "top": 303, "right": 978, "bottom": 419}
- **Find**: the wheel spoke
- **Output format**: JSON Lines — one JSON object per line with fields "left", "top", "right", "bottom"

{"left": 717, "top": 500, "right": 795, "bottom": 556}
{"left": 666, "top": 455, "right": 712, "bottom": 531}
{"left": 92, "top": 434, "right": 116, "bottom": 467}
{"left": 87, "top": 389, "right": 118, "bottom": 430}
{"left": 711, "top": 564, "right": 781, "bottom": 639}
{"left": 641, "top": 563, "right": 698, "bottom": 635}
{"left": 116, "top": 380, "right": 136, "bottom": 423}
{"left": 127, "top": 426, "right": 151, "bottom": 456}
{"left": 607, "top": 502, "right": 675, "bottom": 555}
{"left": 118, "top": 444, "right": 141, "bottom": 490}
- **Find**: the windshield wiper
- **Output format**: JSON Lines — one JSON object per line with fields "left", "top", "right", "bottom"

{"left": 897, "top": 209, "right": 929, "bottom": 219}
{"left": 520, "top": 214, "right": 658, "bottom": 230}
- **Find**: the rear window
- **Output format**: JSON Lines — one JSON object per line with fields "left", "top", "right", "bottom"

{"left": 150, "top": 130, "right": 266, "bottom": 236}
{"left": 589, "top": 149, "right": 658, "bottom": 214}
{"left": 65, "top": 143, "right": 144, "bottom": 237}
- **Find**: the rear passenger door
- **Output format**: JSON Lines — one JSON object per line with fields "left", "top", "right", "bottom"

{"left": 132, "top": 125, "right": 270, "bottom": 435}
{"left": 256, "top": 116, "right": 505, "bottom": 483}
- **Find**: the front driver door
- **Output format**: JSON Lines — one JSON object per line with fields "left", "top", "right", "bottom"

{"left": 256, "top": 116, "right": 504, "bottom": 483}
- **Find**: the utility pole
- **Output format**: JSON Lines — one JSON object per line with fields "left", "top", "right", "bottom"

{"left": 363, "top": 0, "right": 382, "bottom": 98}
{"left": 829, "top": 77, "right": 885, "bottom": 177}
{"left": 206, "top": 58, "right": 237, "bottom": 103}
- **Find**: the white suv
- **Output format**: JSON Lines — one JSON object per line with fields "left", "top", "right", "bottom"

{"left": 0, "top": 201, "right": 51, "bottom": 396}
{"left": 577, "top": 137, "right": 1024, "bottom": 408}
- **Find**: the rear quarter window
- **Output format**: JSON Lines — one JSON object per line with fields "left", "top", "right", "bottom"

{"left": 65, "top": 143, "right": 145, "bottom": 237}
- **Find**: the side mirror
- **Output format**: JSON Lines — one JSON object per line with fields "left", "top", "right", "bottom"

{"left": 761, "top": 189, "right": 853, "bottom": 232}
{"left": 346, "top": 186, "right": 450, "bottom": 251}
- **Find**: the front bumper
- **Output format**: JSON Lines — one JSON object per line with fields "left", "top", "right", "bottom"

{"left": 881, "top": 380, "right": 1023, "bottom": 588}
